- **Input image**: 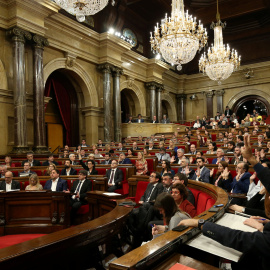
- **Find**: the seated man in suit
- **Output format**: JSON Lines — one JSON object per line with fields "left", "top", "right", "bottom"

{"left": 0, "top": 171, "right": 20, "bottom": 191}
{"left": 61, "top": 159, "right": 77, "bottom": 176}
{"left": 125, "top": 116, "right": 134, "bottom": 123}
{"left": 177, "top": 157, "right": 195, "bottom": 179}
{"left": 42, "top": 154, "right": 59, "bottom": 166}
{"left": 101, "top": 153, "right": 112, "bottom": 165}
{"left": 161, "top": 114, "right": 170, "bottom": 124}
{"left": 106, "top": 160, "right": 123, "bottom": 192}
{"left": 191, "top": 157, "right": 210, "bottom": 183}
{"left": 212, "top": 148, "right": 225, "bottom": 164}
{"left": 132, "top": 141, "right": 140, "bottom": 151}
{"left": 118, "top": 153, "right": 132, "bottom": 164}
{"left": 59, "top": 149, "right": 69, "bottom": 159}
{"left": 117, "top": 142, "right": 126, "bottom": 151}
{"left": 97, "top": 139, "right": 104, "bottom": 147}
{"left": 22, "top": 153, "right": 40, "bottom": 167}
{"left": 231, "top": 162, "right": 252, "bottom": 205}
{"left": 230, "top": 146, "right": 243, "bottom": 165}
{"left": 151, "top": 115, "right": 159, "bottom": 123}
{"left": 44, "top": 169, "right": 68, "bottom": 191}
{"left": 139, "top": 171, "right": 163, "bottom": 204}
{"left": 80, "top": 139, "right": 90, "bottom": 147}
{"left": 64, "top": 170, "right": 92, "bottom": 224}
{"left": 172, "top": 173, "right": 195, "bottom": 205}
{"left": 19, "top": 162, "right": 35, "bottom": 177}
{"left": 69, "top": 153, "right": 79, "bottom": 165}
{"left": 186, "top": 144, "right": 197, "bottom": 155}
{"left": 136, "top": 114, "right": 144, "bottom": 123}
{"left": 171, "top": 148, "right": 185, "bottom": 164}
{"left": 145, "top": 141, "right": 157, "bottom": 150}
{"left": 155, "top": 147, "right": 170, "bottom": 163}
{"left": 162, "top": 173, "right": 173, "bottom": 193}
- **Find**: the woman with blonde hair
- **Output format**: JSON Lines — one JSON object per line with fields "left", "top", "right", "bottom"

{"left": 25, "top": 174, "right": 43, "bottom": 191}
{"left": 44, "top": 163, "right": 57, "bottom": 176}
{"left": 135, "top": 152, "right": 148, "bottom": 175}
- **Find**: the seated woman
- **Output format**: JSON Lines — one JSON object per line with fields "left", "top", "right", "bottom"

{"left": 167, "top": 140, "right": 178, "bottom": 155}
{"left": 143, "top": 148, "right": 152, "bottom": 157}
{"left": 25, "top": 173, "right": 43, "bottom": 191}
{"left": 206, "top": 142, "right": 217, "bottom": 154}
{"left": 210, "top": 161, "right": 233, "bottom": 192}
{"left": 79, "top": 152, "right": 98, "bottom": 175}
{"left": 127, "top": 148, "right": 134, "bottom": 158}
{"left": 171, "top": 184, "right": 197, "bottom": 218}
{"left": 136, "top": 152, "right": 148, "bottom": 175}
{"left": 3, "top": 156, "right": 15, "bottom": 168}
{"left": 44, "top": 163, "right": 57, "bottom": 176}
{"left": 152, "top": 192, "right": 189, "bottom": 237}
{"left": 160, "top": 160, "right": 175, "bottom": 177}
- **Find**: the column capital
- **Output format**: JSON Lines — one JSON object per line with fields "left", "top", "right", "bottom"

{"left": 176, "top": 94, "right": 187, "bottom": 100}
{"left": 97, "top": 63, "right": 114, "bottom": 73}
{"left": 111, "top": 66, "right": 123, "bottom": 77}
{"left": 33, "top": 34, "right": 49, "bottom": 49}
{"left": 6, "top": 27, "right": 32, "bottom": 43}
{"left": 215, "top": 89, "right": 225, "bottom": 96}
{"left": 145, "top": 82, "right": 163, "bottom": 91}
{"left": 205, "top": 91, "right": 214, "bottom": 98}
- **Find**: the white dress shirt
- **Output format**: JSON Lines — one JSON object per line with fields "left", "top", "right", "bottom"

{"left": 6, "top": 181, "right": 12, "bottom": 191}
{"left": 51, "top": 178, "right": 59, "bottom": 191}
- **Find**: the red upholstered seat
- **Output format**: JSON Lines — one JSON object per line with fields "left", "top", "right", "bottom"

{"left": 96, "top": 168, "right": 107, "bottom": 175}
{"left": 32, "top": 170, "right": 42, "bottom": 176}
{"left": 212, "top": 134, "right": 217, "bottom": 141}
{"left": 146, "top": 158, "right": 154, "bottom": 174}
{"left": 188, "top": 187, "right": 201, "bottom": 207}
{"left": 11, "top": 170, "right": 18, "bottom": 177}
{"left": 196, "top": 192, "right": 213, "bottom": 214}
{"left": 0, "top": 234, "right": 46, "bottom": 249}
{"left": 77, "top": 204, "right": 89, "bottom": 215}
{"left": 127, "top": 181, "right": 149, "bottom": 204}
{"left": 115, "top": 180, "right": 129, "bottom": 195}
{"left": 14, "top": 162, "right": 22, "bottom": 167}
{"left": 130, "top": 159, "right": 136, "bottom": 166}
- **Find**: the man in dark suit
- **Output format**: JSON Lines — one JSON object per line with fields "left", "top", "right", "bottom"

{"left": 224, "top": 106, "right": 233, "bottom": 117}
{"left": 177, "top": 157, "right": 195, "bottom": 179}
{"left": 61, "top": 160, "right": 77, "bottom": 176}
{"left": 42, "top": 154, "right": 59, "bottom": 166}
{"left": 22, "top": 153, "right": 40, "bottom": 166}
{"left": 132, "top": 141, "right": 141, "bottom": 151}
{"left": 125, "top": 116, "right": 134, "bottom": 123}
{"left": 139, "top": 171, "right": 163, "bottom": 204}
{"left": 191, "top": 157, "right": 210, "bottom": 183}
{"left": 162, "top": 173, "right": 173, "bottom": 193}
{"left": 69, "top": 153, "right": 79, "bottom": 165}
{"left": 212, "top": 148, "right": 226, "bottom": 164}
{"left": 44, "top": 169, "right": 68, "bottom": 191}
{"left": 0, "top": 171, "right": 20, "bottom": 191}
{"left": 151, "top": 115, "right": 159, "bottom": 123}
{"left": 106, "top": 160, "right": 123, "bottom": 192}
{"left": 100, "top": 153, "right": 112, "bottom": 165}
{"left": 161, "top": 114, "right": 170, "bottom": 124}
{"left": 19, "top": 162, "right": 35, "bottom": 177}
{"left": 145, "top": 141, "right": 157, "bottom": 150}
{"left": 135, "top": 114, "right": 144, "bottom": 123}
{"left": 117, "top": 142, "right": 126, "bottom": 151}
{"left": 97, "top": 139, "right": 105, "bottom": 147}
{"left": 230, "top": 146, "right": 243, "bottom": 165}
{"left": 64, "top": 170, "right": 92, "bottom": 224}
{"left": 118, "top": 153, "right": 132, "bottom": 164}
{"left": 80, "top": 139, "right": 90, "bottom": 147}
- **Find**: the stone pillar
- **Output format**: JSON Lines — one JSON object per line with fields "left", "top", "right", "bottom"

{"left": 156, "top": 86, "right": 163, "bottom": 122}
{"left": 205, "top": 91, "right": 214, "bottom": 119}
{"left": 176, "top": 94, "right": 187, "bottom": 124}
{"left": 98, "top": 63, "right": 113, "bottom": 142}
{"left": 216, "top": 90, "right": 225, "bottom": 115}
{"left": 6, "top": 27, "right": 31, "bottom": 153}
{"left": 112, "top": 67, "right": 123, "bottom": 143}
{"left": 145, "top": 82, "right": 157, "bottom": 121}
{"left": 32, "top": 35, "right": 50, "bottom": 154}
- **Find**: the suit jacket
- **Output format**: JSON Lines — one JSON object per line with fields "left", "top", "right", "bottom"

{"left": 22, "top": 159, "right": 40, "bottom": 166}
{"left": 42, "top": 160, "right": 59, "bottom": 166}
{"left": 212, "top": 157, "right": 225, "bottom": 164}
{"left": 0, "top": 180, "right": 20, "bottom": 191}
{"left": 119, "top": 158, "right": 132, "bottom": 165}
{"left": 230, "top": 156, "right": 243, "bottom": 164}
{"left": 191, "top": 167, "right": 210, "bottom": 183}
{"left": 19, "top": 170, "right": 35, "bottom": 177}
{"left": 100, "top": 160, "right": 112, "bottom": 165}
{"left": 135, "top": 119, "right": 144, "bottom": 123}
{"left": 79, "top": 160, "right": 98, "bottom": 175}
{"left": 177, "top": 167, "right": 195, "bottom": 179}
{"left": 150, "top": 120, "right": 159, "bottom": 123}
{"left": 117, "top": 147, "right": 126, "bottom": 151}
{"left": 187, "top": 187, "right": 195, "bottom": 205}
{"left": 224, "top": 109, "right": 233, "bottom": 116}
{"left": 140, "top": 182, "right": 164, "bottom": 202}
{"left": 44, "top": 178, "right": 68, "bottom": 191}
{"left": 146, "top": 146, "right": 158, "bottom": 150}
{"left": 70, "top": 179, "right": 92, "bottom": 204}
{"left": 231, "top": 172, "right": 251, "bottom": 194}
{"left": 105, "top": 168, "right": 123, "bottom": 186}
{"left": 161, "top": 118, "right": 170, "bottom": 123}
{"left": 60, "top": 167, "right": 77, "bottom": 176}
{"left": 155, "top": 153, "right": 171, "bottom": 162}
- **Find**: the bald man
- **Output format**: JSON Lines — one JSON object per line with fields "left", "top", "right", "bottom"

{"left": 0, "top": 171, "right": 20, "bottom": 191}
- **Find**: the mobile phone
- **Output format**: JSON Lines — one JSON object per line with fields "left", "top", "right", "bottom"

{"left": 208, "top": 207, "right": 219, "bottom": 212}
{"left": 172, "top": 225, "right": 189, "bottom": 232}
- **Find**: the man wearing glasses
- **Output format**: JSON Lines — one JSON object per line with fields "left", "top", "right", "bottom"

{"left": 106, "top": 160, "right": 123, "bottom": 192}
{"left": 0, "top": 171, "right": 20, "bottom": 191}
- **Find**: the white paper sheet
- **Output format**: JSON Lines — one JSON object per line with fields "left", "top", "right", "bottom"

{"left": 186, "top": 213, "right": 257, "bottom": 262}
{"left": 103, "top": 192, "right": 122, "bottom": 196}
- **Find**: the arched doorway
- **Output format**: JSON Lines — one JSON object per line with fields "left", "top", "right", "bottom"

{"left": 162, "top": 100, "right": 169, "bottom": 118}
{"left": 121, "top": 88, "right": 142, "bottom": 122}
{"left": 232, "top": 95, "right": 270, "bottom": 121}
{"left": 45, "top": 70, "right": 79, "bottom": 150}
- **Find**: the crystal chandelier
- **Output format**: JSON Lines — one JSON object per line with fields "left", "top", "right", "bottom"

{"left": 199, "top": 0, "right": 241, "bottom": 84}
{"left": 150, "top": 0, "right": 208, "bottom": 71}
{"left": 54, "top": 0, "right": 110, "bottom": 22}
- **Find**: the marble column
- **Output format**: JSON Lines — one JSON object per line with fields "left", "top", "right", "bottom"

{"left": 205, "top": 91, "right": 214, "bottom": 119}
{"left": 98, "top": 63, "right": 113, "bottom": 142}
{"left": 156, "top": 86, "right": 163, "bottom": 122}
{"left": 6, "top": 27, "right": 31, "bottom": 153}
{"left": 32, "top": 35, "right": 50, "bottom": 154}
{"left": 176, "top": 94, "right": 187, "bottom": 124}
{"left": 112, "top": 67, "right": 123, "bottom": 143}
{"left": 216, "top": 90, "right": 225, "bottom": 115}
{"left": 145, "top": 82, "right": 157, "bottom": 121}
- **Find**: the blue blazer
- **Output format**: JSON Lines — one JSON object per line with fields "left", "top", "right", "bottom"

{"left": 211, "top": 157, "right": 225, "bottom": 164}
{"left": 119, "top": 158, "right": 132, "bottom": 164}
{"left": 191, "top": 167, "right": 210, "bottom": 183}
{"left": 231, "top": 172, "right": 252, "bottom": 194}
{"left": 44, "top": 178, "right": 68, "bottom": 191}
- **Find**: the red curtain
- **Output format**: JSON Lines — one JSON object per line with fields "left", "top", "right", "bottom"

{"left": 45, "top": 77, "right": 71, "bottom": 146}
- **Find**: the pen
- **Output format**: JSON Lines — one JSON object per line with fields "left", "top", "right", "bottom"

{"left": 260, "top": 219, "right": 266, "bottom": 221}
{"left": 198, "top": 213, "right": 206, "bottom": 217}
{"left": 214, "top": 204, "right": 224, "bottom": 207}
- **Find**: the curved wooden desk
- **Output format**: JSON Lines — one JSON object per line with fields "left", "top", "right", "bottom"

{"left": 0, "top": 191, "right": 133, "bottom": 270}
{"left": 109, "top": 181, "right": 229, "bottom": 270}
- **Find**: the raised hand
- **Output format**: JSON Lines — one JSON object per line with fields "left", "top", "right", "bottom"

{"left": 250, "top": 172, "right": 257, "bottom": 184}
{"left": 210, "top": 168, "right": 214, "bottom": 177}
{"left": 241, "top": 135, "right": 257, "bottom": 165}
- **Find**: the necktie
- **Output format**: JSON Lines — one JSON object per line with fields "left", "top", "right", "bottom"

{"left": 160, "top": 154, "right": 163, "bottom": 161}
{"left": 75, "top": 181, "right": 82, "bottom": 193}
{"left": 146, "top": 185, "right": 154, "bottom": 202}
{"left": 109, "top": 170, "right": 115, "bottom": 183}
